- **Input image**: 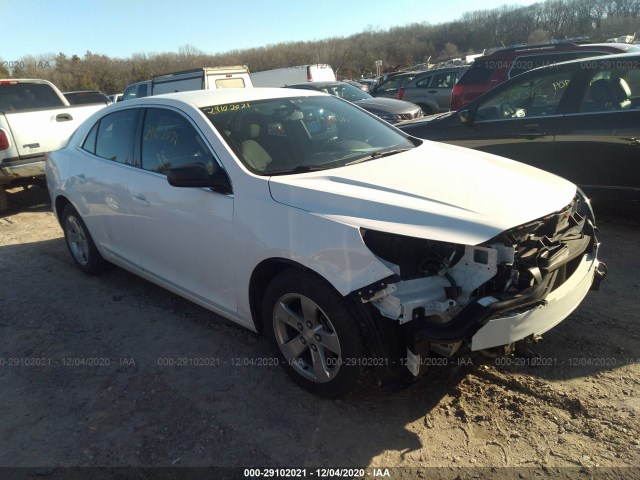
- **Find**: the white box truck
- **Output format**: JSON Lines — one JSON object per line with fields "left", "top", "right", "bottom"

{"left": 251, "top": 64, "right": 336, "bottom": 87}
{"left": 122, "top": 66, "right": 253, "bottom": 101}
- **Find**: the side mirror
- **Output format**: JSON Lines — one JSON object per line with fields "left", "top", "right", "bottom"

{"left": 167, "top": 162, "right": 232, "bottom": 194}
{"left": 458, "top": 109, "right": 473, "bottom": 125}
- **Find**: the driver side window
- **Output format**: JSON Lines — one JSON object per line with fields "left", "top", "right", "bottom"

{"left": 475, "top": 71, "right": 574, "bottom": 121}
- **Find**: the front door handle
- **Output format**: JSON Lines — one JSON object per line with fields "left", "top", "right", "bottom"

{"left": 132, "top": 193, "right": 150, "bottom": 206}
{"left": 56, "top": 113, "right": 73, "bottom": 122}
{"left": 518, "top": 131, "right": 548, "bottom": 139}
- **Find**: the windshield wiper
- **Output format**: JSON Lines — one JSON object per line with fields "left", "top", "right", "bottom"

{"left": 344, "top": 147, "right": 412, "bottom": 166}
{"left": 267, "top": 164, "right": 333, "bottom": 176}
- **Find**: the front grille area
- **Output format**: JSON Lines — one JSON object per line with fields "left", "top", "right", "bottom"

{"left": 484, "top": 194, "right": 593, "bottom": 295}
{"left": 398, "top": 110, "right": 424, "bottom": 121}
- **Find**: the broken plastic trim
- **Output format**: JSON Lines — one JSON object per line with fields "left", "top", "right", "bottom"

{"left": 414, "top": 269, "right": 558, "bottom": 344}
{"left": 353, "top": 274, "right": 400, "bottom": 301}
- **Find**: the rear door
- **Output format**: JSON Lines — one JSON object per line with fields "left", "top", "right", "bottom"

{"left": 69, "top": 108, "right": 140, "bottom": 266}
{"left": 430, "top": 70, "right": 462, "bottom": 111}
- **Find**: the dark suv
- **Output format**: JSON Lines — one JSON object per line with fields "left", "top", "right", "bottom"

{"left": 451, "top": 42, "right": 640, "bottom": 110}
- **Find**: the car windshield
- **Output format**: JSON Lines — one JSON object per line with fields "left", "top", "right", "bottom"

{"left": 201, "top": 95, "right": 415, "bottom": 175}
{"left": 319, "top": 83, "right": 371, "bottom": 101}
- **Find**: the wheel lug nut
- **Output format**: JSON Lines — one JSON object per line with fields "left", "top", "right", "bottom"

{"left": 306, "top": 321, "right": 313, "bottom": 328}
{"left": 297, "top": 323, "right": 303, "bottom": 331}
{"left": 314, "top": 334, "right": 321, "bottom": 342}
{"left": 300, "top": 338, "right": 306, "bottom": 345}
{"left": 310, "top": 344, "right": 317, "bottom": 351}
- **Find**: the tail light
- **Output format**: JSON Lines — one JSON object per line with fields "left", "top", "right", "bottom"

{"left": 451, "top": 84, "right": 464, "bottom": 111}
{"left": 396, "top": 87, "right": 405, "bottom": 100}
{"left": 0, "top": 129, "right": 9, "bottom": 151}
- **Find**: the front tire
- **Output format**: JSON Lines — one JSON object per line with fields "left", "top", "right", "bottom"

{"left": 263, "top": 269, "right": 365, "bottom": 398}
{"left": 419, "top": 104, "right": 434, "bottom": 116}
{"left": 61, "top": 204, "right": 106, "bottom": 275}
{"left": 0, "top": 186, "right": 7, "bottom": 213}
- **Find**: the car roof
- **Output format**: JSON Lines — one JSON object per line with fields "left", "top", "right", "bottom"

{"left": 286, "top": 81, "right": 344, "bottom": 88}
{"left": 480, "top": 41, "right": 640, "bottom": 58}
{"left": 63, "top": 90, "right": 104, "bottom": 94}
{"left": 124, "top": 87, "right": 327, "bottom": 107}
{"left": 383, "top": 71, "right": 425, "bottom": 78}
{"left": 522, "top": 50, "right": 640, "bottom": 73}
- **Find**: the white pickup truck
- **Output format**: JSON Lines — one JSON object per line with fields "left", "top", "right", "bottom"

{"left": 0, "top": 79, "right": 107, "bottom": 212}
{"left": 122, "top": 66, "right": 253, "bottom": 101}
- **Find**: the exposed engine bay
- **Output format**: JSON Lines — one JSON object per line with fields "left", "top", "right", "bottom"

{"left": 358, "top": 193, "right": 607, "bottom": 375}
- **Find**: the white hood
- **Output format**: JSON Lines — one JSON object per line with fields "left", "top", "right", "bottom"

{"left": 268, "top": 141, "right": 576, "bottom": 245}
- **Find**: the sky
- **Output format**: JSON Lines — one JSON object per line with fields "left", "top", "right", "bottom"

{"left": 3, "top": 0, "right": 540, "bottom": 61}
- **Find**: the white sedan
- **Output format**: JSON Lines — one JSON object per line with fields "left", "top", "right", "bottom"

{"left": 46, "top": 88, "right": 606, "bottom": 398}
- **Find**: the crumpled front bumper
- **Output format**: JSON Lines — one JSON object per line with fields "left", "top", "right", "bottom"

{"left": 470, "top": 250, "right": 603, "bottom": 351}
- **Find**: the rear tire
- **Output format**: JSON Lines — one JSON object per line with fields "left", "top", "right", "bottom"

{"left": 262, "top": 269, "right": 365, "bottom": 398}
{"left": 61, "top": 204, "right": 106, "bottom": 275}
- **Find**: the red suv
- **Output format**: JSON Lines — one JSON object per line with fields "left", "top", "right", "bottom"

{"left": 451, "top": 42, "right": 640, "bottom": 110}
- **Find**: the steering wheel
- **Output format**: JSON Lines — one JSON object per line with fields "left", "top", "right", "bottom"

{"left": 500, "top": 102, "right": 516, "bottom": 118}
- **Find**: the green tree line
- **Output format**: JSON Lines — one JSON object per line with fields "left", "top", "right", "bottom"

{"left": 2, "top": 0, "right": 639, "bottom": 94}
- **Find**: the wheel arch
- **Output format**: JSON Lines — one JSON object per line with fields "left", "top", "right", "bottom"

{"left": 248, "top": 258, "right": 342, "bottom": 335}
{"left": 248, "top": 257, "right": 399, "bottom": 366}
{"left": 54, "top": 195, "right": 73, "bottom": 226}
{"left": 416, "top": 102, "right": 435, "bottom": 115}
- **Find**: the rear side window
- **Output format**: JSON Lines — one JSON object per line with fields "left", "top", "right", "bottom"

{"left": 0, "top": 83, "right": 65, "bottom": 111}
{"left": 376, "top": 75, "right": 416, "bottom": 93}
{"left": 414, "top": 75, "right": 432, "bottom": 88}
{"left": 432, "top": 71, "right": 459, "bottom": 88}
{"left": 82, "top": 109, "right": 138, "bottom": 164}
{"left": 137, "top": 84, "right": 148, "bottom": 98}
{"left": 458, "top": 60, "right": 495, "bottom": 84}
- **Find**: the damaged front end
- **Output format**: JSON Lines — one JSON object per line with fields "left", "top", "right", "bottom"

{"left": 355, "top": 192, "right": 606, "bottom": 378}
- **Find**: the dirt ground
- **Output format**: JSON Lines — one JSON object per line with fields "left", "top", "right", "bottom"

{"left": 0, "top": 186, "right": 638, "bottom": 480}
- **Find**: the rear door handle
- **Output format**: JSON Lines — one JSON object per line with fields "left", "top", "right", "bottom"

{"left": 132, "top": 193, "right": 150, "bottom": 206}
{"left": 77, "top": 173, "right": 87, "bottom": 184}
{"left": 56, "top": 113, "right": 73, "bottom": 122}
{"left": 428, "top": 90, "right": 437, "bottom": 94}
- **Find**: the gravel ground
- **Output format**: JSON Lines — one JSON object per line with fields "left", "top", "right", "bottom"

{"left": 0, "top": 186, "right": 638, "bottom": 480}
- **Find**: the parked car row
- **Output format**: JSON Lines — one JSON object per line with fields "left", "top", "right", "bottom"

{"left": 451, "top": 41, "right": 640, "bottom": 110}
{"left": 398, "top": 51, "right": 640, "bottom": 206}
{"left": 284, "top": 81, "right": 423, "bottom": 124}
